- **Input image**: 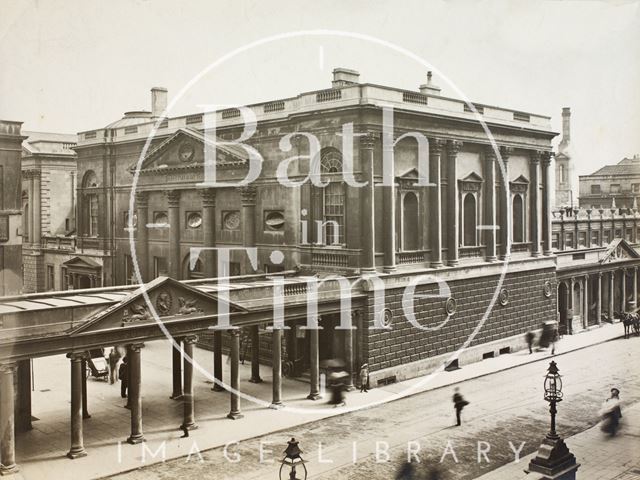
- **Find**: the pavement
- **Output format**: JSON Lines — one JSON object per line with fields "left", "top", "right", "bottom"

{"left": 12, "top": 321, "right": 628, "bottom": 480}
{"left": 477, "top": 402, "right": 640, "bottom": 480}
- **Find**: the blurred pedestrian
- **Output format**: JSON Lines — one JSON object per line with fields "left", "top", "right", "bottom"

{"left": 108, "top": 347, "right": 120, "bottom": 384}
{"left": 119, "top": 356, "right": 128, "bottom": 400}
{"left": 180, "top": 424, "right": 189, "bottom": 438}
{"left": 328, "top": 371, "right": 347, "bottom": 407}
{"left": 359, "top": 363, "right": 369, "bottom": 393}
{"left": 452, "top": 387, "right": 469, "bottom": 426}
{"left": 600, "top": 387, "right": 622, "bottom": 436}
{"left": 525, "top": 331, "right": 535, "bottom": 354}
{"left": 395, "top": 461, "right": 416, "bottom": 479}
{"left": 425, "top": 466, "right": 444, "bottom": 480}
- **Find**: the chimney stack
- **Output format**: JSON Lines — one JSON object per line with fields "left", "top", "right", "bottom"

{"left": 332, "top": 68, "right": 360, "bottom": 88}
{"left": 561, "top": 107, "right": 571, "bottom": 142}
{"left": 419, "top": 71, "right": 441, "bottom": 96}
{"left": 151, "top": 87, "right": 168, "bottom": 118}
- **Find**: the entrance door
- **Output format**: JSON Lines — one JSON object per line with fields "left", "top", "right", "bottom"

{"left": 76, "top": 274, "right": 92, "bottom": 289}
{"left": 558, "top": 282, "right": 569, "bottom": 335}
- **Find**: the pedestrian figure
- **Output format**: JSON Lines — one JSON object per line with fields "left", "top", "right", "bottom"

{"left": 425, "top": 466, "right": 443, "bottom": 480}
{"left": 180, "top": 424, "right": 189, "bottom": 438}
{"left": 550, "top": 322, "right": 559, "bottom": 355}
{"left": 328, "top": 371, "right": 347, "bottom": 407}
{"left": 452, "top": 387, "right": 469, "bottom": 426}
{"left": 108, "top": 347, "right": 120, "bottom": 384}
{"left": 359, "top": 363, "right": 369, "bottom": 393}
{"left": 600, "top": 387, "right": 622, "bottom": 436}
{"left": 119, "top": 356, "right": 128, "bottom": 400}
{"left": 525, "top": 331, "right": 535, "bottom": 354}
{"left": 395, "top": 461, "right": 416, "bottom": 479}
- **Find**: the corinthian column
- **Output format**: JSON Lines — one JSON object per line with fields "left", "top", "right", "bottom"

{"left": 541, "top": 152, "right": 553, "bottom": 255}
{"left": 529, "top": 151, "right": 541, "bottom": 257}
{"left": 360, "top": 133, "right": 376, "bottom": 273}
{"left": 498, "top": 147, "right": 512, "bottom": 260}
{"left": 429, "top": 139, "right": 445, "bottom": 268}
{"left": 200, "top": 188, "right": 217, "bottom": 278}
{"left": 135, "top": 192, "right": 149, "bottom": 282}
{"left": 167, "top": 190, "right": 182, "bottom": 279}
{"left": 447, "top": 140, "right": 462, "bottom": 266}
{"left": 67, "top": 353, "right": 87, "bottom": 459}
{"left": 484, "top": 147, "right": 497, "bottom": 262}
{"left": 239, "top": 186, "right": 257, "bottom": 275}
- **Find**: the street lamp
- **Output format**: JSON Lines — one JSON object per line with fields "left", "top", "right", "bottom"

{"left": 279, "top": 438, "right": 307, "bottom": 480}
{"left": 527, "top": 361, "right": 580, "bottom": 480}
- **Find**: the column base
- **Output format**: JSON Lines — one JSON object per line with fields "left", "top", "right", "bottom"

{"left": 383, "top": 266, "right": 396, "bottom": 274}
{"left": 180, "top": 422, "right": 198, "bottom": 431}
{"left": 66, "top": 447, "right": 88, "bottom": 459}
{"left": 543, "top": 250, "right": 553, "bottom": 256}
{"left": 211, "top": 384, "right": 225, "bottom": 392}
{"left": 248, "top": 377, "right": 263, "bottom": 384}
{"left": 269, "top": 402, "right": 284, "bottom": 410}
{"left": 126, "top": 434, "right": 145, "bottom": 444}
{"left": 170, "top": 393, "right": 184, "bottom": 400}
{"left": 307, "top": 392, "right": 322, "bottom": 401}
{"left": 430, "top": 261, "right": 443, "bottom": 269}
{"left": 499, "top": 254, "right": 510, "bottom": 261}
{"left": 485, "top": 256, "right": 498, "bottom": 263}
{"left": 360, "top": 268, "right": 377, "bottom": 275}
{"left": 447, "top": 260, "right": 459, "bottom": 267}
{"left": 0, "top": 464, "right": 18, "bottom": 476}
{"left": 227, "top": 411, "right": 244, "bottom": 420}
{"left": 531, "top": 251, "right": 542, "bottom": 258}
{"left": 82, "top": 412, "right": 91, "bottom": 419}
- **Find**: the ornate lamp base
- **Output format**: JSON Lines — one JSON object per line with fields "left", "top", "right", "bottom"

{"left": 526, "top": 435, "right": 580, "bottom": 480}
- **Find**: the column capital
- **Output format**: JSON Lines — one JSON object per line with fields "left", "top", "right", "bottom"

{"left": 541, "top": 151, "right": 553, "bottom": 167}
{"left": 135, "top": 191, "right": 149, "bottom": 207}
{"left": 428, "top": 138, "right": 446, "bottom": 155}
{"left": 183, "top": 334, "right": 199, "bottom": 344}
{"left": 483, "top": 145, "right": 498, "bottom": 161}
{"left": 227, "top": 328, "right": 241, "bottom": 337}
{"left": 66, "top": 352, "right": 87, "bottom": 361}
{"left": 447, "top": 140, "right": 463, "bottom": 157}
{"left": 238, "top": 185, "right": 257, "bottom": 206}
{"left": 499, "top": 146, "right": 514, "bottom": 161}
{"left": 0, "top": 362, "right": 17, "bottom": 374}
{"left": 166, "top": 190, "right": 181, "bottom": 207}
{"left": 529, "top": 150, "right": 543, "bottom": 164}
{"left": 598, "top": 272, "right": 603, "bottom": 279}
{"left": 199, "top": 188, "right": 216, "bottom": 207}
{"left": 128, "top": 343, "right": 145, "bottom": 353}
{"left": 359, "top": 131, "right": 377, "bottom": 150}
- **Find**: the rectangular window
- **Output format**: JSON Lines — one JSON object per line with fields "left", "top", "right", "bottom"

{"left": 578, "top": 231, "right": 586, "bottom": 247}
{"left": 603, "top": 230, "right": 611, "bottom": 244}
{"left": 632, "top": 183, "right": 640, "bottom": 193}
{"left": 626, "top": 228, "right": 633, "bottom": 241}
{"left": 89, "top": 195, "right": 99, "bottom": 236}
{"left": 323, "top": 183, "right": 345, "bottom": 245}
{"left": 615, "top": 228, "right": 622, "bottom": 239}
{"left": 565, "top": 232, "right": 574, "bottom": 249}
{"left": 610, "top": 184, "right": 621, "bottom": 193}
{"left": 552, "top": 233, "right": 559, "bottom": 250}
{"left": 590, "top": 184, "right": 601, "bottom": 194}
{"left": 46, "top": 265, "right": 55, "bottom": 291}
{"left": 61, "top": 268, "right": 68, "bottom": 290}
{"left": 590, "top": 231, "right": 600, "bottom": 247}
{"left": 154, "top": 257, "right": 168, "bottom": 278}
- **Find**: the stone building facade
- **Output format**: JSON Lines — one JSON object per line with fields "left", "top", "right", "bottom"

{"left": 21, "top": 132, "right": 78, "bottom": 293}
{"left": 0, "top": 121, "right": 24, "bottom": 296}
{"left": 578, "top": 154, "right": 640, "bottom": 210}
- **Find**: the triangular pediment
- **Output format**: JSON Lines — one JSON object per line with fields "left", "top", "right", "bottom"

{"left": 132, "top": 128, "right": 249, "bottom": 174}
{"left": 458, "top": 172, "right": 483, "bottom": 192}
{"left": 62, "top": 256, "right": 101, "bottom": 269}
{"left": 69, "top": 276, "right": 246, "bottom": 336}
{"left": 510, "top": 175, "right": 529, "bottom": 193}
{"left": 599, "top": 238, "right": 640, "bottom": 264}
{"left": 460, "top": 172, "right": 483, "bottom": 183}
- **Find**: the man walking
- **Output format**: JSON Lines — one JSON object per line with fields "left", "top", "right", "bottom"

{"left": 525, "top": 331, "right": 535, "bottom": 354}
{"left": 119, "top": 356, "right": 129, "bottom": 402}
{"left": 108, "top": 347, "right": 120, "bottom": 384}
{"left": 452, "top": 387, "right": 469, "bottom": 426}
{"left": 359, "top": 363, "right": 369, "bottom": 393}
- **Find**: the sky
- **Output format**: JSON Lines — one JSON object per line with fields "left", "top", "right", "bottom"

{"left": 1, "top": 0, "right": 639, "bottom": 183}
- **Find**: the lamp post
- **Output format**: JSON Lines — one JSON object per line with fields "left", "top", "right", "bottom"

{"left": 527, "top": 361, "right": 580, "bottom": 479}
{"left": 279, "top": 438, "right": 307, "bottom": 480}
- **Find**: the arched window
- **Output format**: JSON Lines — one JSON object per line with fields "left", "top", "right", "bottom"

{"left": 82, "top": 170, "right": 99, "bottom": 237}
{"left": 312, "top": 148, "right": 345, "bottom": 245}
{"left": 463, "top": 193, "right": 477, "bottom": 246}
{"left": 512, "top": 194, "right": 524, "bottom": 243}
{"left": 22, "top": 191, "right": 29, "bottom": 241}
{"left": 402, "top": 192, "right": 419, "bottom": 251}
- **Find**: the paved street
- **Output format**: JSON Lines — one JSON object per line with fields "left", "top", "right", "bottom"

{"left": 110, "top": 335, "right": 640, "bottom": 480}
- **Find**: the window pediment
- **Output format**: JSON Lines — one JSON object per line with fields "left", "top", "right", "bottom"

{"left": 458, "top": 172, "right": 483, "bottom": 192}
{"left": 510, "top": 175, "right": 529, "bottom": 193}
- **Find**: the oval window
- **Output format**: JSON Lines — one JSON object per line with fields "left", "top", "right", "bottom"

{"left": 154, "top": 212, "right": 169, "bottom": 226}
{"left": 265, "top": 211, "right": 285, "bottom": 231}
{"left": 187, "top": 212, "right": 202, "bottom": 228}
{"left": 223, "top": 211, "right": 241, "bottom": 231}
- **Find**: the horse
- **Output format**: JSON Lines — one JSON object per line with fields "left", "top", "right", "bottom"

{"left": 622, "top": 312, "right": 640, "bottom": 339}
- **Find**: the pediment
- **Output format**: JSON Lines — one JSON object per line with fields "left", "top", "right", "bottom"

{"left": 396, "top": 168, "right": 420, "bottom": 187}
{"left": 69, "top": 276, "right": 246, "bottom": 336}
{"left": 510, "top": 175, "right": 529, "bottom": 193}
{"left": 458, "top": 172, "right": 483, "bottom": 192}
{"left": 62, "top": 256, "right": 101, "bottom": 269}
{"left": 600, "top": 238, "right": 640, "bottom": 264}
{"left": 132, "top": 128, "right": 249, "bottom": 174}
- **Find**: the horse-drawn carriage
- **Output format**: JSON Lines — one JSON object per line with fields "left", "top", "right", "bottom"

{"left": 86, "top": 348, "right": 109, "bottom": 381}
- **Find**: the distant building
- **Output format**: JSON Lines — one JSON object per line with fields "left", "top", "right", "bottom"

{"left": 21, "top": 131, "right": 77, "bottom": 293}
{"left": 554, "top": 107, "right": 574, "bottom": 209}
{"left": 0, "top": 121, "right": 25, "bottom": 296}
{"left": 578, "top": 154, "right": 640, "bottom": 210}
